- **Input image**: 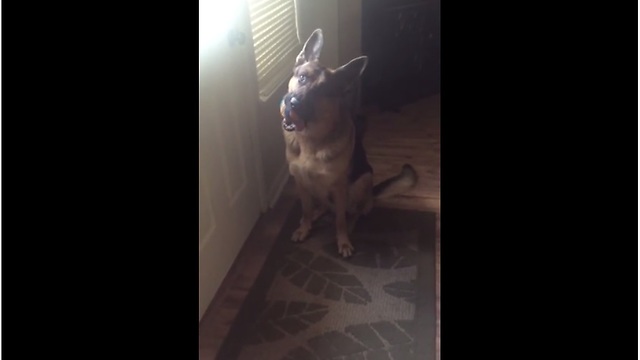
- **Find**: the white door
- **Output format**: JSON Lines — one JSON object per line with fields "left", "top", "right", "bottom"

{"left": 199, "top": 0, "right": 264, "bottom": 321}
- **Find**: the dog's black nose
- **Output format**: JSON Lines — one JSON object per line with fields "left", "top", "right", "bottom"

{"left": 290, "top": 96, "right": 300, "bottom": 108}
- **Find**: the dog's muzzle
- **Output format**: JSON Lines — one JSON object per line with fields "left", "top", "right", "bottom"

{"left": 281, "top": 95, "right": 306, "bottom": 132}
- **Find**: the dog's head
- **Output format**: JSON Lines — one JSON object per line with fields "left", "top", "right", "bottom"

{"left": 280, "top": 29, "right": 368, "bottom": 133}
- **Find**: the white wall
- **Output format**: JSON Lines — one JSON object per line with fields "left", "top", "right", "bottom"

{"left": 338, "top": 0, "right": 362, "bottom": 66}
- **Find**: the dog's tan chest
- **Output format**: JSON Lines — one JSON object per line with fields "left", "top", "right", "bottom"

{"left": 288, "top": 151, "right": 338, "bottom": 198}
{"left": 285, "top": 126, "right": 353, "bottom": 192}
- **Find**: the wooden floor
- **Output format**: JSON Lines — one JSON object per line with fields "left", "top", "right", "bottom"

{"left": 199, "top": 94, "right": 441, "bottom": 360}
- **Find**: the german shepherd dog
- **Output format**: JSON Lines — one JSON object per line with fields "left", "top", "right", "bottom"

{"left": 280, "top": 29, "right": 418, "bottom": 258}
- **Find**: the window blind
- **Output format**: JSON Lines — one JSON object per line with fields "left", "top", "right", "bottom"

{"left": 247, "top": 0, "right": 300, "bottom": 100}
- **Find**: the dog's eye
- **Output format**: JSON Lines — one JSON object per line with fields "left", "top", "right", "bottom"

{"left": 298, "top": 75, "right": 307, "bottom": 84}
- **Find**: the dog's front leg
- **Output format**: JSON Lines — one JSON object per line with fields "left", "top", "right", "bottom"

{"left": 333, "top": 181, "right": 354, "bottom": 257}
{"left": 291, "top": 179, "right": 314, "bottom": 242}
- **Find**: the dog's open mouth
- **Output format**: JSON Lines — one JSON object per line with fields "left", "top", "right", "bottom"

{"left": 282, "top": 118, "right": 296, "bottom": 132}
{"left": 282, "top": 109, "right": 306, "bottom": 132}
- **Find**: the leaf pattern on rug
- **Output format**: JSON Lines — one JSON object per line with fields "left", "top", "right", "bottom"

{"left": 244, "top": 300, "right": 330, "bottom": 345}
{"left": 321, "top": 233, "right": 419, "bottom": 269}
{"left": 281, "top": 248, "right": 372, "bottom": 304}
{"left": 281, "top": 320, "right": 416, "bottom": 360}
{"left": 383, "top": 280, "right": 416, "bottom": 304}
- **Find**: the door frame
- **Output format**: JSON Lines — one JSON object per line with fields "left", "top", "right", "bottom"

{"left": 238, "top": 3, "right": 269, "bottom": 213}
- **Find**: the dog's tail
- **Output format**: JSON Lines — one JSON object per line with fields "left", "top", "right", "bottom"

{"left": 372, "top": 164, "right": 418, "bottom": 199}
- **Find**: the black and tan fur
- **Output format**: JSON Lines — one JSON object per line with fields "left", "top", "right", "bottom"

{"left": 280, "top": 29, "right": 418, "bottom": 257}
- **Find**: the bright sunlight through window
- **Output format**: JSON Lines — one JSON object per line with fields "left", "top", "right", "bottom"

{"left": 199, "top": 0, "right": 243, "bottom": 53}
{"left": 248, "top": 0, "right": 300, "bottom": 100}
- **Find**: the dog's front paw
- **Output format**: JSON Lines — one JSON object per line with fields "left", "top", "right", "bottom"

{"left": 337, "top": 236, "right": 354, "bottom": 258}
{"left": 291, "top": 224, "right": 311, "bottom": 242}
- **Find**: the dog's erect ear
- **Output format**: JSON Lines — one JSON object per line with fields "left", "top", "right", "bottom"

{"left": 331, "top": 56, "right": 368, "bottom": 90}
{"left": 295, "top": 29, "right": 324, "bottom": 66}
